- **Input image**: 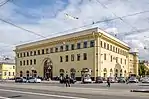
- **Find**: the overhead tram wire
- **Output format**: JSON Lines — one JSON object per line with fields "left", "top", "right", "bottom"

{"left": 0, "top": 0, "right": 11, "bottom": 8}
{"left": 96, "top": 0, "right": 140, "bottom": 33}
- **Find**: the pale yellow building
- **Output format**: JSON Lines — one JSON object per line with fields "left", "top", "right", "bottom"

{"left": 0, "top": 62, "right": 16, "bottom": 79}
{"left": 15, "top": 27, "right": 138, "bottom": 80}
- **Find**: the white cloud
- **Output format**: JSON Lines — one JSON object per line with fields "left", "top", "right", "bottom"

{"left": 0, "top": 0, "right": 149, "bottom": 60}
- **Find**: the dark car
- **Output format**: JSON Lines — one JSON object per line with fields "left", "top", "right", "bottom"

{"left": 95, "top": 76, "right": 103, "bottom": 83}
{"left": 117, "top": 77, "right": 126, "bottom": 83}
{"left": 59, "top": 76, "right": 76, "bottom": 84}
{"left": 15, "top": 77, "right": 27, "bottom": 83}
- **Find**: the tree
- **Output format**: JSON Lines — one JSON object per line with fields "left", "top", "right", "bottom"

{"left": 139, "top": 63, "right": 149, "bottom": 76}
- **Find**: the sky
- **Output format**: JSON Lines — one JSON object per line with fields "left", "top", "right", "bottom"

{"left": 0, "top": 0, "right": 149, "bottom": 60}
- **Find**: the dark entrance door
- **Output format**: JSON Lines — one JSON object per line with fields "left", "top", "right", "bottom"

{"left": 43, "top": 59, "right": 53, "bottom": 80}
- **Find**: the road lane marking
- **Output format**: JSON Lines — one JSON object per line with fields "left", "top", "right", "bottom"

{"left": 0, "top": 89, "right": 87, "bottom": 99}
{"left": 0, "top": 96, "right": 11, "bottom": 99}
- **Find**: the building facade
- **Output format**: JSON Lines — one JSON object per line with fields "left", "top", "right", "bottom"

{"left": 15, "top": 27, "right": 138, "bottom": 80}
{"left": 0, "top": 62, "right": 16, "bottom": 79}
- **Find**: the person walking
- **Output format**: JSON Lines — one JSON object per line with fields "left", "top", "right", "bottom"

{"left": 65, "top": 74, "right": 70, "bottom": 87}
{"left": 107, "top": 77, "right": 111, "bottom": 87}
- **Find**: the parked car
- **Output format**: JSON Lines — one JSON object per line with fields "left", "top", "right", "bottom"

{"left": 141, "top": 77, "right": 149, "bottom": 83}
{"left": 28, "top": 77, "right": 41, "bottom": 83}
{"left": 117, "top": 77, "right": 126, "bottom": 83}
{"left": 70, "top": 77, "right": 77, "bottom": 84}
{"left": 108, "top": 77, "right": 117, "bottom": 83}
{"left": 15, "top": 77, "right": 27, "bottom": 83}
{"left": 82, "top": 76, "right": 92, "bottom": 84}
{"left": 95, "top": 76, "right": 103, "bottom": 83}
{"left": 128, "top": 77, "right": 139, "bottom": 83}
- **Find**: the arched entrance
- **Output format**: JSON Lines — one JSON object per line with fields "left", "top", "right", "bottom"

{"left": 33, "top": 70, "right": 37, "bottom": 77}
{"left": 43, "top": 59, "right": 53, "bottom": 80}
{"left": 20, "top": 71, "right": 23, "bottom": 77}
{"left": 120, "top": 69, "right": 123, "bottom": 77}
{"left": 26, "top": 71, "right": 29, "bottom": 77}
{"left": 70, "top": 68, "right": 76, "bottom": 78}
{"left": 114, "top": 63, "right": 122, "bottom": 77}
{"left": 59, "top": 69, "right": 65, "bottom": 77}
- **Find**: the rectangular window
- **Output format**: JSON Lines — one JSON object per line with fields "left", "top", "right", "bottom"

{"left": 17, "top": 53, "right": 19, "bottom": 58}
{"left": 13, "top": 66, "right": 15, "bottom": 69}
{"left": 55, "top": 47, "right": 58, "bottom": 52}
{"left": 83, "top": 53, "right": 87, "bottom": 60}
{"left": 42, "top": 49, "right": 44, "bottom": 54}
{"left": 27, "top": 60, "right": 29, "bottom": 65}
{"left": 20, "top": 61, "right": 22, "bottom": 66}
{"left": 116, "top": 48, "right": 117, "bottom": 53}
{"left": 116, "top": 57, "right": 118, "bottom": 63}
{"left": 121, "top": 58, "right": 122, "bottom": 64}
{"left": 101, "top": 41, "right": 103, "bottom": 47}
{"left": 46, "top": 48, "right": 49, "bottom": 54}
{"left": 77, "top": 54, "right": 80, "bottom": 61}
{"left": 90, "top": 40, "right": 95, "bottom": 47}
{"left": 83, "top": 41, "right": 87, "bottom": 48}
{"left": 30, "top": 60, "right": 32, "bottom": 65}
{"left": 60, "top": 46, "right": 63, "bottom": 52}
{"left": 9, "top": 72, "right": 11, "bottom": 76}
{"left": 113, "top": 46, "right": 115, "bottom": 52}
{"left": 110, "top": 45, "right": 112, "bottom": 51}
{"left": 125, "top": 59, "right": 126, "bottom": 65}
{"left": 23, "top": 52, "right": 26, "bottom": 57}
{"left": 27, "top": 52, "right": 29, "bottom": 56}
{"left": 4, "top": 72, "right": 7, "bottom": 76}
{"left": 104, "top": 54, "right": 106, "bottom": 60}
{"left": 50, "top": 48, "right": 53, "bottom": 53}
{"left": 65, "top": 45, "right": 69, "bottom": 51}
{"left": 71, "top": 44, "right": 74, "bottom": 50}
{"left": 71, "top": 54, "right": 74, "bottom": 61}
{"left": 20, "top": 53, "right": 22, "bottom": 57}
{"left": 77, "top": 43, "right": 81, "bottom": 49}
{"left": 23, "top": 60, "right": 25, "bottom": 65}
{"left": 107, "top": 44, "right": 109, "bottom": 50}
{"left": 38, "top": 50, "right": 40, "bottom": 55}
{"left": 34, "top": 51, "right": 36, "bottom": 55}
{"left": 66, "top": 55, "right": 68, "bottom": 62}
{"left": 111, "top": 55, "right": 112, "bottom": 62}
{"left": 118, "top": 49, "right": 119, "bottom": 54}
{"left": 13, "top": 72, "right": 15, "bottom": 76}
{"left": 34, "top": 59, "right": 36, "bottom": 65}
{"left": 104, "top": 42, "right": 106, "bottom": 49}
{"left": 60, "top": 56, "right": 63, "bottom": 62}
{"left": 30, "top": 51, "right": 33, "bottom": 56}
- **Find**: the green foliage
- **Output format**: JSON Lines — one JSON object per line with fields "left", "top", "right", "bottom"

{"left": 139, "top": 63, "right": 149, "bottom": 76}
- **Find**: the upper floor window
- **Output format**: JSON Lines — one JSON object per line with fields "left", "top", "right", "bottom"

{"left": 71, "top": 54, "right": 74, "bottom": 61}
{"left": 50, "top": 48, "right": 53, "bottom": 53}
{"left": 66, "top": 55, "right": 68, "bottom": 62}
{"left": 60, "top": 56, "right": 63, "bottom": 62}
{"left": 121, "top": 58, "right": 122, "bottom": 64}
{"left": 34, "top": 51, "right": 36, "bottom": 55}
{"left": 77, "top": 54, "right": 80, "bottom": 61}
{"left": 30, "top": 51, "right": 33, "bottom": 56}
{"left": 83, "top": 41, "right": 87, "bottom": 48}
{"left": 23, "top": 60, "right": 25, "bottom": 65}
{"left": 111, "top": 55, "right": 112, "bottom": 62}
{"left": 101, "top": 41, "right": 103, "bottom": 47}
{"left": 4, "top": 72, "right": 6, "bottom": 76}
{"left": 125, "top": 59, "right": 126, "bottom": 65}
{"left": 113, "top": 46, "right": 115, "bottom": 52}
{"left": 55, "top": 47, "right": 58, "bottom": 52}
{"left": 116, "top": 48, "right": 117, "bottom": 53}
{"left": 77, "top": 43, "right": 81, "bottom": 49}
{"left": 60, "top": 46, "right": 63, "bottom": 52}
{"left": 30, "top": 60, "right": 32, "bottom": 65}
{"left": 46, "top": 48, "right": 49, "bottom": 54}
{"left": 116, "top": 57, "right": 118, "bottom": 63}
{"left": 104, "top": 53, "right": 106, "bottom": 60}
{"left": 42, "top": 49, "right": 44, "bottom": 54}
{"left": 107, "top": 44, "right": 109, "bottom": 50}
{"left": 65, "top": 45, "right": 69, "bottom": 51}
{"left": 13, "top": 66, "right": 15, "bottom": 69}
{"left": 23, "top": 52, "right": 26, "bottom": 57}
{"left": 27, "top": 52, "right": 29, "bottom": 56}
{"left": 13, "top": 72, "right": 15, "bottom": 76}
{"left": 83, "top": 53, "right": 87, "bottom": 60}
{"left": 34, "top": 59, "right": 36, "bottom": 65}
{"left": 20, "top": 61, "right": 22, "bottom": 66}
{"left": 71, "top": 44, "right": 74, "bottom": 50}
{"left": 20, "top": 53, "right": 22, "bottom": 57}
{"left": 118, "top": 48, "right": 120, "bottom": 54}
{"left": 104, "top": 42, "right": 106, "bottom": 49}
{"left": 90, "top": 40, "right": 95, "bottom": 47}
{"left": 110, "top": 45, "right": 112, "bottom": 51}
{"left": 17, "top": 53, "right": 19, "bottom": 58}
{"left": 38, "top": 50, "right": 40, "bottom": 55}
{"left": 9, "top": 72, "right": 11, "bottom": 76}
{"left": 27, "top": 60, "right": 29, "bottom": 65}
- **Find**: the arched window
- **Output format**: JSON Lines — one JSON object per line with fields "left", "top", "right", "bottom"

{"left": 59, "top": 69, "right": 65, "bottom": 76}
{"left": 103, "top": 68, "right": 107, "bottom": 72}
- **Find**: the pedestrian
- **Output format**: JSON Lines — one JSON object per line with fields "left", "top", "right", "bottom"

{"left": 107, "top": 77, "right": 110, "bottom": 87}
{"left": 65, "top": 74, "right": 70, "bottom": 87}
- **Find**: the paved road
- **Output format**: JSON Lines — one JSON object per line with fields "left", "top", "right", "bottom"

{"left": 0, "top": 82, "right": 148, "bottom": 99}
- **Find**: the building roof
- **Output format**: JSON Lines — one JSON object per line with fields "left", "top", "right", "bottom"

{"left": 16, "top": 27, "right": 130, "bottom": 49}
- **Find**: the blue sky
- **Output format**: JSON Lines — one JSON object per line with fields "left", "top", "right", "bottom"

{"left": 0, "top": 0, "right": 149, "bottom": 59}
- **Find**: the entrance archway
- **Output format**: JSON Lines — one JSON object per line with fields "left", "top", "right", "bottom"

{"left": 59, "top": 69, "right": 65, "bottom": 77}
{"left": 20, "top": 71, "right": 23, "bottom": 77}
{"left": 26, "top": 71, "right": 29, "bottom": 77}
{"left": 43, "top": 59, "right": 53, "bottom": 80}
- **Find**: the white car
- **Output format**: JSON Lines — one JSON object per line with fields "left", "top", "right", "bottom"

{"left": 128, "top": 77, "right": 139, "bottom": 83}
{"left": 82, "top": 76, "right": 92, "bottom": 83}
{"left": 28, "top": 77, "right": 41, "bottom": 83}
{"left": 142, "top": 77, "right": 149, "bottom": 83}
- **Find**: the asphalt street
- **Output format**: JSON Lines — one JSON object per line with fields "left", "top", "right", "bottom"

{"left": 0, "top": 82, "right": 148, "bottom": 99}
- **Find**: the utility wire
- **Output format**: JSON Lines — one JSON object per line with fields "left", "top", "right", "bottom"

{"left": 0, "top": 0, "right": 11, "bottom": 8}
{"left": 96, "top": 0, "right": 139, "bottom": 33}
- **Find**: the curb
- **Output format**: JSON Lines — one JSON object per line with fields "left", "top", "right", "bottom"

{"left": 130, "top": 89, "right": 149, "bottom": 93}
